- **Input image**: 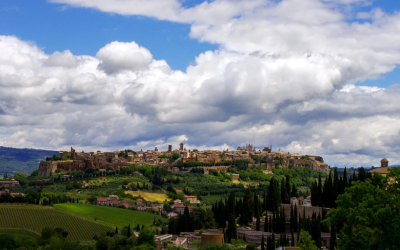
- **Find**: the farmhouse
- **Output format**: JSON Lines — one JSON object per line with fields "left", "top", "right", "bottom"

{"left": 183, "top": 195, "right": 200, "bottom": 204}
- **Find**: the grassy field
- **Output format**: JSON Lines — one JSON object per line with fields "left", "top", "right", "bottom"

{"left": 124, "top": 190, "right": 171, "bottom": 203}
{"left": 0, "top": 205, "right": 112, "bottom": 241}
{"left": 0, "top": 228, "right": 40, "bottom": 238}
{"left": 54, "top": 203, "right": 168, "bottom": 229}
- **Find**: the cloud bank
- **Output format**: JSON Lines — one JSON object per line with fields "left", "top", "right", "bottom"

{"left": 1, "top": 0, "right": 400, "bottom": 167}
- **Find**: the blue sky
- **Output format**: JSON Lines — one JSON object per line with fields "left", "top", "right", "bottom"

{"left": 0, "top": 0, "right": 398, "bottom": 87}
{"left": 0, "top": 0, "right": 400, "bottom": 167}
{"left": 0, "top": 0, "right": 218, "bottom": 71}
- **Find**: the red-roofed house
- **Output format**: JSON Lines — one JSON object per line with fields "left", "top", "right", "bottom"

{"left": 97, "top": 198, "right": 109, "bottom": 206}
{"left": 109, "top": 200, "right": 119, "bottom": 207}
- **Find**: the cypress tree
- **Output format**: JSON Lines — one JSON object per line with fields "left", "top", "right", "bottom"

{"left": 294, "top": 204, "right": 298, "bottom": 233}
{"left": 343, "top": 167, "right": 348, "bottom": 188}
{"left": 359, "top": 167, "right": 366, "bottom": 182}
{"left": 281, "top": 178, "right": 287, "bottom": 204}
{"left": 228, "top": 192, "right": 236, "bottom": 217}
{"left": 292, "top": 183, "right": 298, "bottom": 198}
{"left": 267, "top": 237, "right": 271, "bottom": 250}
{"left": 227, "top": 214, "right": 237, "bottom": 243}
{"left": 291, "top": 231, "right": 295, "bottom": 246}
{"left": 241, "top": 188, "right": 254, "bottom": 225}
{"left": 272, "top": 211, "right": 276, "bottom": 233}
{"left": 326, "top": 171, "right": 333, "bottom": 208}
{"left": 269, "top": 214, "right": 272, "bottom": 232}
{"left": 330, "top": 225, "right": 336, "bottom": 250}
{"left": 317, "top": 173, "right": 322, "bottom": 206}
{"left": 267, "top": 177, "right": 281, "bottom": 212}
{"left": 136, "top": 224, "right": 140, "bottom": 232}
{"left": 264, "top": 216, "right": 269, "bottom": 232}
{"left": 256, "top": 215, "right": 261, "bottom": 231}
{"left": 243, "top": 234, "right": 247, "bottom": 242}
{"left": 286, "top": 175, "right": 291, "bottom": 199}
{"left": 115, "top": 227, "right": 118, "bottom": 234}
{"left": 333, "top": 168, "right": 339, "bottom": 207}
{"left": 290, "top": 204, "right": 294, "bottom": 232}
{"left": 271, "top": 232, "right": 276, "bottom": 250}
{"left": 311, "top": 181, "right": 317, "bottom": 206}
{"left": 281, "top": 208, "right": 286, "bottom": 234}
{"left": 254, "top": 193, "right": 259, "bottom": 218}
{"left": 127, "top": 224, "right": 131, "bottom": 237}
{"left": 261, "top": 234, "right": 265, "bottom": 250}
{"left": 262, "top": 192, "right": 267, "bottom": 212}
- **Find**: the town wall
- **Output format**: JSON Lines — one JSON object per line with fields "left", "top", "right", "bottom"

{"left": 200, "top": 233, "right": 224, "bottom": 247}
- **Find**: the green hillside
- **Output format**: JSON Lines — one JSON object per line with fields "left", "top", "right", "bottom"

{"left": 54, "top": 203, "right": 167, "bottom": 229}
{"left": 0, "top": 205, "right": 112, "bottom": 241}
{"left": 0, "top": 146, "right": 58, "bottom": 174}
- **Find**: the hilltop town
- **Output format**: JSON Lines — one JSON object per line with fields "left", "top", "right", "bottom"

{"left": 38, "top": 143, "right": 330, "bottom": 176}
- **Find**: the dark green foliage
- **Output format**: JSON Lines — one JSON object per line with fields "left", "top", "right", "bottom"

{"left": 190, "top": 167, "right": 205, "bottom": 174}
{"left": 0, "top": 234, "right": 16, "bottom": 250}
{"left": 327, "top": 173, "right": 400, "bottom": 250}
{"left": 134, "top": 228, "right": 156, "bottom": 247}
{"left": 198, "top": 244, "right": 231, "bottom": 250}
{"left": 226, "top": 214, "right": 237, "bottom": 243}
{"left": 240, "top": 188, "right": 254, "bottom": 225}
{"left": 266, "top": 177, "right": 280, "bottom": 212}
{"left": 261, "top": 234, "right": 265, "bottom": 250}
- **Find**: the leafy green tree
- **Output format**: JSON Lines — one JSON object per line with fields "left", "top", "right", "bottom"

{"left": 131, "top": 244, "right": 157, "bottom": 250}
{"left": 41, "top": 227, "right": 54, "bottom": 240}
{"left": 297, "top": 230, "right": 318, "bottom": 250}
{"left": 198, "top": 244, "right": 231, "bottom": 250}
{"left": 134, "top": 229, "right": 157, "bottom": 248}
{"left": 327, "top": 177, "right": 400, "bottom": 250}
{"left": 96, "top": 236, "right": 114, "bottom": 250}
{"left": 0, "top": 234, "right": 16, "bottom": 250}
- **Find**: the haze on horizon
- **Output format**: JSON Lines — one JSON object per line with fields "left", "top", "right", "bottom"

{"left": 0, "top": 0, "right": 400, "bottom": 168}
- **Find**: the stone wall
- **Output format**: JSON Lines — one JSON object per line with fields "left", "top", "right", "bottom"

{"left": 200, "top": 233, "right": 224, "bottom": 247}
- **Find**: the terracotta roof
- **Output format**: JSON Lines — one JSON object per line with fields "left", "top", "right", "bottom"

{"left": 381, "top": 158, "right": 389, "bottom": 162}
{"left": 109, "top": 200, "right": 118, "bottom": 204}
{"left": 97, "top": 198, "right": 108, "bottom": 202}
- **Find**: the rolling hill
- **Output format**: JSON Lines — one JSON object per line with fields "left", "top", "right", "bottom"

{"left": 0, "top": 146, "right": 58, "bottom": 175}
{"left": 0, "top": 205, "right": 112, "bottom": 241}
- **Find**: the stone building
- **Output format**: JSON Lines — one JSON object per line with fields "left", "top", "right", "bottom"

{"left": 370, "top": 158, "right": 391, "bottom": 177}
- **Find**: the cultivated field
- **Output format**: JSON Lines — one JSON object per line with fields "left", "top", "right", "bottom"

{"left": 124, "top": 190, "right": 171, "bottom": 202}
{"left": 0, "top": 205, "right": 112, "bottom": 241}
{"left": 54, "top": 203, "right": 168, "bottom": 229}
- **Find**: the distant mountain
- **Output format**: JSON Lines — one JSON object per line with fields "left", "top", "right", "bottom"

{"left": 0, "top": 146, "right": 58, "bottom": 175}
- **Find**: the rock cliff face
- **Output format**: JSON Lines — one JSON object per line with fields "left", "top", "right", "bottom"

{"left": 293, "top": 159, "right": 330, "bottom": 174}
{"left": 38, "top": 160, "right": 127, "bottom": 176}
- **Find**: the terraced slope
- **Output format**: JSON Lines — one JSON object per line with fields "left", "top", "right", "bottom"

{"left": 0, "top": 205, "right": 112, "bottom": 241}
